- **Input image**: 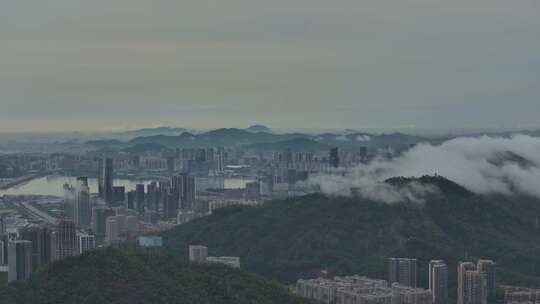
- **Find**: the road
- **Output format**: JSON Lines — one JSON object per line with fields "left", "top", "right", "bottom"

{"left": 18, "top": 201, "right": 58, "bottom": 225}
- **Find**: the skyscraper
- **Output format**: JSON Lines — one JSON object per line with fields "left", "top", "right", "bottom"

{"left": 101, "top": 158, "right": 114, "bottom": 205}
{"left": 105, "top": 216, "right": 120, "bottom": 244}
{"left": 135, "top": 183, "right": 146, "bottom": 212}
{"left": 171, "top": 174, "right": 196, "bottom": 211}
{"left": 0, "top": 216, "right": 5, "bottom": 235}
{"left": 388, "top": 258, "right": 417, "bottom": 288}
{"left": 330, "top": 147, "right": 340, "bottom": 168}
{"left": 429, "top": 260, "right": 448, "bottom": 304}
{"left": 92, "top": 206, "right": 115, "bottom": 242}
{"left": 466, "top": 271, "right": 488, "bottom": 304}
{"left": 73, "top": 177, "right": 91, "bottom": 227}
{"left": 458, "top": 262, "right": 476, "bottom": 304}
{"left": 216, "top": 147, "right": 225, "bottom": 172}
{"left": 8, "top": 240, "right": 33, "bottom": 282}
{"left": 477, "top": 260, "right": 496, "bottom": 303}
{"left": 50, "top": 219, "right": 78, "bottom": 262}
{"left": 146, "top": 182, "right": 159, "bottom": 211}
{"left": 113, "top": 186, "right": 126, "bottom": 205}
{"left": 19, "top": 226, "right": 50, "bottom": 271}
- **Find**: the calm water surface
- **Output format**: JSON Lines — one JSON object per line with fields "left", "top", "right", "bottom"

{"left": 0, "top": 176, "right": 251, "bottom": 196}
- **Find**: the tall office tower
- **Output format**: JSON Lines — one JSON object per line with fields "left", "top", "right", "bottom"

{"left": 113, "top": 186, "right": 126, "bottom": 205}
{"left": 92, "top": 206, "right": 115, "bottom": 242}
{"left": 189, "top": 245, "right": 208, "bottom": 263}
{"left": 146, "top": 182, "right": 159, "bottom": 211}
{"left": 19, "top": 226, "right": 50, "bottom": 271}
{"left": 0, "top": 238, "right": 6, "bottom": 266}
{"left": 163, "top": 191, "right": 179, "bottom": 219}
{"left": 73, "top": 177, "right": 91, "bottom": 227}
{"left": 8, "top": 240, "right": 33, "bottom": 282}
{"left": 216, "top": 147, "right": 225, "bottom": 172}
{"left": 78, "top": 233, "right": 96, "bottom": 254}
{"left": 477, "top": 260, "right": 496, "bottom": 303}
{"left": 466, "top": 271, "right": 488, "bottom": 304}
{"left": 0, "top": 216, "right": 5, "bottom": 235}
{"left": 105, "top": 217, "right": 120, "bottom": 244}
{"left": 167, "top": 156, "right": 176, "bottom": 173}
{"left": 206, "top": 148, "right": 214, "bottom": 162}
{"left": 127, "top": 190, "right": 136, "bottom": 210}
{"left": 429, "top": 261, "right": 448, "bottom": 304}
{"left": 135, "top": 184, "right": 146, "bottom": 212}
{"left": 63, "top": 183, "right": 75, "bottom": 220}
{"left": 284, "top": 148, "right": 293, "bottom": 164}
{"left": 171, "top": 174, "right": 196, "bottom": 211}
{"left": 388, "top": 258, "right": 417, "bottom": 288}
{"left": 50, "top": 219, "right": 78, "bottom": 262}
{"left": 330, "top": 147, "right": 340, "bottom": 168}
{"left": 458, "top": 262, "right": 476, "bottom": 304}
{"left": 97, "top": 158, "right": 104, "bottom": 198}
{"left": 101, "top": 158, "right": 114, "bottom": 205}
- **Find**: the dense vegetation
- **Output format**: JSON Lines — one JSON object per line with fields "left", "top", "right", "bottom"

{"left": 0, "top": 248, "right": 307, "bottom": 304}
{"left": 161, "top": 176, "right": 540, "bottom": 300}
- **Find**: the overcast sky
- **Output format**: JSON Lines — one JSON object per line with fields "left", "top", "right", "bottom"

{"left": 0, "top": 0, "right": 539, "bottom": 132}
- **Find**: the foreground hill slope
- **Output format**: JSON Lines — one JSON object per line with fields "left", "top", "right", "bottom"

{"left": 161, "top": 176, "right": 540, "bottom": 291}
{"left": 0, "top": 248, "right": 306, "bottom": 304}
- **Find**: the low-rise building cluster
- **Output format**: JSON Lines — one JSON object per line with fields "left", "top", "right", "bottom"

{"left": 189, "top": 245, "right": 241, "bottom": 269}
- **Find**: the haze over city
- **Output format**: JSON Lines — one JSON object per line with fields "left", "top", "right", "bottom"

{"left": 1, "top": 0, "right": 539, "bottom": 132}
{"left": 1, "top": 1, "right": 540, "bottom": 304}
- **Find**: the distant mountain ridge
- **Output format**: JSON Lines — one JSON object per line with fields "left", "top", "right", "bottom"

{"left": 123, "top": 128, "right": 428, "bottom": 149}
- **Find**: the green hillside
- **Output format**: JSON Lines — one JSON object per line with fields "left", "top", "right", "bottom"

{"left": 0, "top": 248, "right": 306, "bottom": 304}
{"left": 161, "top": 176, "right": 540, "bottom": 300}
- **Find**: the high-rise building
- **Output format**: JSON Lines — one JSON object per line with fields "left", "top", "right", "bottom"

{"left": 477, "top": 260, "right": 496, "bottom": 303}
{"left": 429, "top": 260, "right": 448, "bottom": 304}
{"left": 330, "top": 147, "right": 340, "bottom": 168}
{"left": 101, "top": 158, "right": 114, "bottom": 205}
{"left": 458, "top": 262, "right": 478, "bottom": 304}
{"left": 146, "top": 182, "right": 159, "bottom": 211}
{"left": 127, "top": 190, "right": 136, "bottom": 210}
{"left": 216, "top": 147, "right": 225, "bottom": 172}
{"left": 113, "top": 186, "right": 126, "bottom": 205}
{"left": 0, "top": 216, "right": 5, "bottom": 235}
{"left": 189, "top": 245, "right": 208, "bottom": 263}
{"left": 73, "top": 177, "right": 91, "bottom": 227}
{"left": 106, "top": 216, "right": 120, "bottom": 244}
{"left": 19, "top": 226, "right": 50, "bottom": 271}
{"left": 171, "top": 174, "right": 196, "bottom": 211}
{"left": 466, "top": 271, "right": 488, "bottom": 304}
{"left": 0, "top": 237, "right": 7, "bottom": 266}
{"left": 92, "top": 206, "right": 115, "bottom": 242}
{"left": 78, "top": 233, "right": 96, "bottom": 254}
{"left": 50, "top": 219, "right": 78, "bottom": 262}
{"left": 135, "top": 183, "right": 145, "bottom": 212}
{"left": 389, "top": 258, "right": 417, "bottom": 288}
{"left": 8, "top": 240, "right": 33, "bottom": 282}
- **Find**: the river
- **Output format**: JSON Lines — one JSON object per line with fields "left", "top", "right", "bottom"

{"left": 0, "top": 175, "right": 252, "bottom": 197}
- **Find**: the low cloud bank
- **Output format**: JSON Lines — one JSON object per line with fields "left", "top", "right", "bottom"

{"left": 307, "top": 135, "right": 540, "bottom": 202}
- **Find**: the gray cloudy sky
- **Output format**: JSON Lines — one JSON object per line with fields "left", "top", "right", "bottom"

{"left": 0, "top": 0, "right": 539, "bottom": 132}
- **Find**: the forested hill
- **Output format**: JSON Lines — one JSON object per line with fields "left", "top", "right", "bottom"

{"left": 0, "top": 248, "right": 307, "bottom": 304}
{"left": 160, "top": 176, "right": 540, "bottom": 298}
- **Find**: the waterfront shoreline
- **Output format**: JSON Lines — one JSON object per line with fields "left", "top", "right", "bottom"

{"left": 0, "top": 172, "right": 49, "bottom": 191}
